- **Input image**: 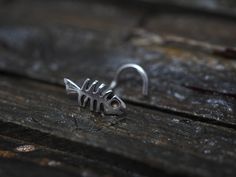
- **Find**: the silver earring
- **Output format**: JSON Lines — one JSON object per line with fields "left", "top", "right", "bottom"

{"left": 64, "top": 63, "right": 149, "bottom": 115}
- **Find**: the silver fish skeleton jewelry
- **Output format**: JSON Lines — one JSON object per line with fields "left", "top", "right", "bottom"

{"left": 64, "top": 78, "right": 126, "bottom": 115}
{"left": 64, "top": 63, "right": 149, "bottom": 115}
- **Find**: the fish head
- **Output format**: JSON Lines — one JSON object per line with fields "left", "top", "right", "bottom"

{"left": 104, "top": 95, "right": 126, "bottom": 115}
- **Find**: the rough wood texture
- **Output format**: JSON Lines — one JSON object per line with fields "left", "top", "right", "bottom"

{"left": 0, "top": 132, "right": 135, "bottom": 177}
{"left": 0, "top": 1, "right": 235, "bottom": 127}
{"left": 0, "top": 75, "right": 236, "bottom": 177}
{"left": 0, "top": 0, "right": 235, "bottom": 177}
{"left": 134, "top": 0, "right": 236, "bottom": 16}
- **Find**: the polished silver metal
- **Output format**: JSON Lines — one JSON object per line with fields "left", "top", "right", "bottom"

{"left": 64, "top": 63, "right": 148, "bottom": 115}
{"left": 109, "top": 63, "right": 149, "bottom": 96}
{"left": 64, "top": 78, "right": 126, "bottom": 115}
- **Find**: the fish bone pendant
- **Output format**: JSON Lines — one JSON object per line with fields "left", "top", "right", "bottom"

{"left": 64, "top": 78, "right": 126, "bottom": 115}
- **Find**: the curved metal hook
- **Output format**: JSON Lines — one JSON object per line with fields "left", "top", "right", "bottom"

{"left": 109, "top": 64, "right": 149, "bottom": 96}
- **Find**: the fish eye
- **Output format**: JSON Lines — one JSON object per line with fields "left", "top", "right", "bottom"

{"left": 110, "top": 100, "right": 120, "bottom": 109}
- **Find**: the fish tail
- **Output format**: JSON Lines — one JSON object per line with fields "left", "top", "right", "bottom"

{"left": 64, "top": 78, "right": 80, "bottom": 94}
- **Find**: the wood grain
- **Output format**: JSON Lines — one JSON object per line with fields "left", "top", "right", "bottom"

{"left": 0, "top": 25, "right": 235, "bottom": 127}
{"left": 0, "top": 132, "right": 142, "bottom": 177}
{"left": 0, "top": 75, "right": 235, "bottom": 177}
{"left": 133, "top": 0, "right": 236, "bottom": 16}
{"left": 0, "top": 1, "right": 235, "bottom": 176}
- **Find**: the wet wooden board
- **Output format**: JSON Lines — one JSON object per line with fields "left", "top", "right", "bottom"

{"left": 0, "top": 75, "right": 236, "bottom": 177}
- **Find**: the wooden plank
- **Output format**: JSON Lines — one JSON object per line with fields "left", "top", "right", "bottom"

{"left": 0, "top": 122, "right": 159, "bottom": 177}
{"left": 129, "top": 29, "right": 236, "bottom": 94}
{"left": 0, "top": 25, "right": 235, "bottom": 127}
{"left": 133, "top": 0, "right": 236, "bottom": 16}
{"left": 2, "top": 0, "right": 236, "bottom": 16}
{"left": 0, "top": 75, "right": 236, "bottom": 177}
{"left": 0, "top": 133, "right": 142, "bottom": 177}
{"left": 0, "top": 158, "right": 83, "bottom": 177}
{"left": 142, "top": 13, "right": 236, "bottom": 47}
{"left": 0, "top": 1, "right": 235, "bottom": 127}
{"left": 0, "top": 0, "right": 143, "bottom": 43}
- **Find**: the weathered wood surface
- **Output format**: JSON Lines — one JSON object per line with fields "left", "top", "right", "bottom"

{"left": 0, "top": 1, "right": 235, "bottom": 127}
{"left": 0, "top": 0, "right": 235, "bottom": 177}
{"left": 0, "top": 75, "right": 236, "bottom": 177}
{"left": 0, "top": 129, "right": 135, "bottom": 177}
{"left": 135, "top": 0, "right": 236, "bottom": 15}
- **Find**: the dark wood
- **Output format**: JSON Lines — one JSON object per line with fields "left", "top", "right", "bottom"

{"left": 0, "top": 75, "right": 236, "bottom": 177}
{"left": 0, "top": 1, "right": 235, "bottom": 127}
{"left": 120, "top": 0, "right": 236, "bottom": 16}
{"left": 0, "top": 133, "right": 135, "bottom": 177}
{"left": 0, "top": 0, "right": 235, "bottom": 177}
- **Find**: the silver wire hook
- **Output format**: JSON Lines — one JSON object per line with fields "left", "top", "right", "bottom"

{"left": 109, "top": 63, "right": 149, "bottom": 96}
